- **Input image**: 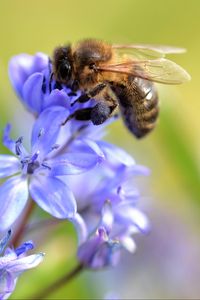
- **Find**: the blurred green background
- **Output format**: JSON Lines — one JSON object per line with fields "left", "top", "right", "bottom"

{"left": 0, "top": 0, "right": 200, "bottom": 298}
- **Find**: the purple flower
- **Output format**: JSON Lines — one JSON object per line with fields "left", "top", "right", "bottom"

{"left": 69, "top": 143, "right": 150, "bottom": 269}
{"left": 0, "top": 106, "right": 104, "bottom": 232}
{"left": 77, "top": 202, "right": 121, "bottom": 269}
{"left": 0, "top": 230, "right": 44, "bottom": 300}
{"left": 9, "top": 53, "right": 48, "bottom": 99}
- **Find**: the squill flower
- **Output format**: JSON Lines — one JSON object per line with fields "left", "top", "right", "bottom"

{"left": 68, "top": 142, "right": 150, "bottom": 268}
{"left": 0, "top": 106, "right": 104, "bottom": 232}
{"left": 0, "top": 230, "right": 44, "bottom": 300}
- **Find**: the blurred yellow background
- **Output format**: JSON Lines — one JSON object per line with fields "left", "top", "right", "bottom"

{"left": 0, "top": 0, "right": 199, "bottom": 299}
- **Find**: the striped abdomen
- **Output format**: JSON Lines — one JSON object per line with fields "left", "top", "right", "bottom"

{"left": 111, "top": 76, "right": 159, "bottom": 138}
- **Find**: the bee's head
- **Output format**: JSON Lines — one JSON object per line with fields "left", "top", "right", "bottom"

{"left": 53, "top": 45, "right": 73, "bottom": 84}
{"left": 73, "top": 39, "right": 112, "bottom": 85}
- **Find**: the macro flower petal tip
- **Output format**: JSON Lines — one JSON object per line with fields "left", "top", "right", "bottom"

{"left": 9, "top": 52, "right": 48, "bottom": 98}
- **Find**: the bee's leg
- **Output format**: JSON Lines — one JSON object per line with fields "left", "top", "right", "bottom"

{"left": 62, "top": 102, "right": 115, "bottom": 126}
{"left": 61, "top": 108, "right": 93, "bottom": 125}
{"left": 62, "top": 85, "right": 117, "bottom": 126}
{"left": 90, "top": 102, "right": 112, "bottom": 125}
{"left": 71, "top": 83, "right": 107, "bottom": 106}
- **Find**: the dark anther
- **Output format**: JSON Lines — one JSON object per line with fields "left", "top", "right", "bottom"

{"left": 41, "top": 163, "right": 51, "bottom": 170}
{"left": 15, "top": 136, "right": 23, "bottom": 155}
{"left": 27, "top": 161, "right": 40, "bottom": 174}
{"left": 54, "top": 81, "right": 63, "bottom": 90}
{"left": 42, "top": 76, "right": 46, "bottom": 94}
{"left": 49, "top": 72, "right": 54, "bottom": 93}
{"left": 15, "top": 136, "right": 23, "bottom": 144}
{"left": 117, "top": 186, "right": 122, "bottom": 194}
{"left": 51, "top": 144, "right": 59, "bottom": 150}
{"left": 38, "top": 128, "right": 44, "bottom": 138}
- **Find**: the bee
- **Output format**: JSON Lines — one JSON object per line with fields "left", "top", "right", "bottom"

{"left": 52, "top": 39, "right": 190, "bottom": 138}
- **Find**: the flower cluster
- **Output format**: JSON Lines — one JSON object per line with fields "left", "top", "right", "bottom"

{"left": 0, "top": 230, "right": 44, "bottom": 299}
{"left": 70, "top": 143, "right": 150, "bottom": 268}
{"left": 0, "top": 51, "right": 149, "bottom": 281}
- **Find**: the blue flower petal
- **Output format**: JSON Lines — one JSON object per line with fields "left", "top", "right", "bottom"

{"left": 9, "top": 53, "right": 48, "bottom": 97}
{"left": 81, "top": 139, "right": 105, "bottom": 159}
{"left": 97, "top": 141, "right": 135, "bottom": 167}
{"left": 0, "top": 155, "right": 20, "bottom": 178}
{"left": 29, "top": 175, "right": 77, "bottom": 218}
{"left": 115, "top": 206, "right": 150, "bottom": 234}
{"left": 49, "top": 151, "right": 102, "bottom": 176}
{"left": 89, "top": 240, "right": 121, "bottom": 269}
{"left": 120, "top": 236, "right": 136, "bottom": 253}
{"left": 78, "top": 227, "right": 107, "bottom": 266}
{"left": 70, "top": 213, "right": 88, "bottom": 245}
{"left": 78, "top": 227, "right": 121, "bottom": 269}
{"left": 0, "top": 176, "right": 29, "bottom": 232}
{"left": 6, "top": 253, "right": 45, "bottom": 274}
{"left": 22, "top": 73, "right": 43, "bottom": 113}
{"left": 31, "top": 106, "right": 69, "bottom": 160}
{"left": 101, "top": 202, "right": 114, "bottom": 235}
{"left": 3, "top": 124, "right": 16, "bottom": 155}
{"left": 3, "top": 124, "right": 29, "bottom": 158}
{"left": 0, "top": 270, "right": 16, "bottom": 297}
{"left": 125, "top": 164, "right": 150, "bottom": 177}
{"left": 43, "top": 89, "right": 70, "bottom": 110}
{"left": 0, "top": 230, "right": 12, "bottom": 255}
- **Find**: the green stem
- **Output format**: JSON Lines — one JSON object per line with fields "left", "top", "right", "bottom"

{"left": 33, "top": 263, "right": 84, "bottom": 299}
{"left": 10, "top": 199, "right": 35, "bottom": 247}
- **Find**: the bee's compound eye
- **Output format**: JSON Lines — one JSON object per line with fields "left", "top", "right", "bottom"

{"left": 59, "top": 61, "right": 72, "bottom": 80}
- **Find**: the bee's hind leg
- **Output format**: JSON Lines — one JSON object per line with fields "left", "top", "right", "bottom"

{"left": 61, "top": 102, "right": 113, "bottom": 126}
{"left": 61, "top": 108, "right": 93, "bottom": 125}
{"left": 62, "top": 85, "right": 118, "bottom": 126}
{"left": 91, "top": 102, "right": 112, "bottom": 125}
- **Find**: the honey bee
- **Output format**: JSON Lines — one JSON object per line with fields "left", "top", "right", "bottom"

{"left": 52, "top": 39, "right": 190, "bottom": 138}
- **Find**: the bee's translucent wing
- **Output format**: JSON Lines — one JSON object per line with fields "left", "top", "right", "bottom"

{"left": 98, "top": 58, "right": 191, "bottom": 84}
{"left": 112, "top": 44, "right": 187, "bottom": 60}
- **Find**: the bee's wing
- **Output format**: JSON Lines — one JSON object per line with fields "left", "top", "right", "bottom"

{"left": 112, "top": 44, "right": 187, "bottom": 59}
{"left": 98, "top": 58, "right": 191, "bottom": 84}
